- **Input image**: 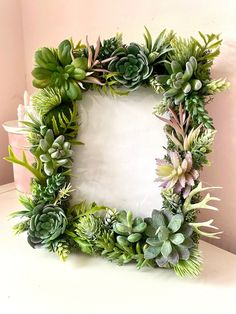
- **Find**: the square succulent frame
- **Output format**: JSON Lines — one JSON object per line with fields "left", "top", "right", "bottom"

{"left": 6, "top": 27, "right": 230, "bottom": 277}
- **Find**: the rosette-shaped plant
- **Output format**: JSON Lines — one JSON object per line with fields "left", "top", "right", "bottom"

{"left": 74, "top": 215, "right": 101, "bottom": 242}
{"left": 113, "top": 210, "right": 147, "bottom": 246}
{"left": 144, "top": 209, "right": 194, "bottom": 267}
{"left": 156, "top": 151, "right": 199, "bottom": 198}
{"left": 32, "top": 40, "right": 85, "bottom": 100}
{"left": 156, "top": 56, "right": 202, "bottom": 104}
{"left": 27, "top": 203, "right": 68, "bottom": 248}
{"left": 39, "top": 129, "right": 73, "bottom": 176}
{"left": 108, "top": 43, "right": 153, "bottom": 91}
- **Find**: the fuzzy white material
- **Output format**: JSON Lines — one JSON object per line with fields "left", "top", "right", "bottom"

{"left": 71, "top": 87, "right": 166, "bottom": 217}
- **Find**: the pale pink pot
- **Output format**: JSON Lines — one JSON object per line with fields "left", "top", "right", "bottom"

{"left": 3, "top": 121, "right": 34, "bottom": 194}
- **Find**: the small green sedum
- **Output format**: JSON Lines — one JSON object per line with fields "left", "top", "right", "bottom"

{"left": 113, "top": 210, "right": 147, "bottom": 246}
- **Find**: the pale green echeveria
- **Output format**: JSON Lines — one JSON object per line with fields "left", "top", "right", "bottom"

{"left": 39, "top": 129, "right": 73, "bottom": 176}
{"left": 144, "top": 209, "right": 194, "bottom": 267}
{"left": 113, "top": 210, "right": 147, "bottom": 246}
{"left": 156, "top": 56, "right": 202, "bottom": 105}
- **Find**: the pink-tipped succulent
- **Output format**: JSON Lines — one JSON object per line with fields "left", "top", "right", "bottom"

{"left": 156, "top": 104, "right": 202, "bottom": 151}
{"left": 156, "top": 151, "right": 199, "bottom": 198}
{"left": 82, "top": 36, "right": 117, "bottom": 86}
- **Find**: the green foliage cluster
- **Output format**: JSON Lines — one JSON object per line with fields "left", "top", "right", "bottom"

{"left": 190, "top": 129, "right": 216, "bottom": 169}
{"left": 7, "top": 27, "right": 229, "bottom": 278}
{"left": 32, "top": 173, "right": 67, "bottom": 203}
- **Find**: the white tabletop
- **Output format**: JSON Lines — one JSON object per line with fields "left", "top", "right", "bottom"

{"left": 0, "top": 184, "right": 236, "bottom": 314}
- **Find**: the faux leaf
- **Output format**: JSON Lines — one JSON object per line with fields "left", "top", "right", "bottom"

{"left": 161, "top": 240, "right": 172, "bottom": 257}
{"left": 144, "top": 245, "right": 161, "bottom": 259}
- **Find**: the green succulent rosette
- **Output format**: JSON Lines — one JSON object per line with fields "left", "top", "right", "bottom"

{"left": 27, "top": 204, "right": 68, "bottom": 248}
{"left": 39, "top": 129, "right": 73, "bottom": 176}
{"left": 113, "top": 210, "right": 147, "bottom": 246}
{"left": 144, "top": 209, "right": 194, "bottom": 267}
{"left": 108, "top": 43, "right": 153, "bottom": 91}
{"left": 32, "top": 40, "right": 85, "bottom": 100}
{"left": 156, "top": 56, "right": 202, "bottom": 105}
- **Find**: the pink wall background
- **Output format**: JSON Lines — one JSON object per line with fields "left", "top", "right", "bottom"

{"left": 0, "top": 0, "right": 25, "bottom": 185}
{"left": 1, "top": 0, "right": 236, "bottom": 253}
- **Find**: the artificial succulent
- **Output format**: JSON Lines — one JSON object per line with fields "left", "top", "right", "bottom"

{"left": 73, "top": 214, "right": 102, "bottom": 255}
{"left": 155, "top": 151, "right": 199, "bottom": 198}
{"left": 143, "top": 27, "right": 174, "bottom": 68}
{"left": 104, "top": 208, "right": 119, "bottom": 228}
{"left": 144, "top": 209, "right": 194, "bottom": 267}
{"left": 39, "top": 129, "right": 73, "bottom": 176}
{"left": 98, "top": 34, "right": 123, "bottom": 59}
{"left": 108, "top": 43, "right": 153, "bottom": 91}
{"left": 185, "top": 94, "right": 214, "bottom": 129}
{"left": 155, "top": 56, "right": 202, "bottom": 104}
{"left": 113, "top": 210, "right": 147, "bottom": 246}
{"left": 32, "top": 173, "right": 67, "bottom": 203}
{"left": 27, "top": 203, "right": 68, "bottom": 248}
{"left": 161, "top": 188, "right": 182, "bottom": 213}
{"left": 74, "top": 214, "right": 101, "bottom": 242}
{"left": 32, "top": 40, "right": 85, "bottom": 100}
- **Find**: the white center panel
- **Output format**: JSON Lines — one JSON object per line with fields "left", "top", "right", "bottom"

{"left": 71, "top": 87, "right": 166, "bottom": 217}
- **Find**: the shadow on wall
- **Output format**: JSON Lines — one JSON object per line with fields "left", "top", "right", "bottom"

{"left": 199, "top": 39, "right": 236, "bottom": 254}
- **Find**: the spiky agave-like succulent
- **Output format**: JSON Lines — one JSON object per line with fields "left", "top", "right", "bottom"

{"left": 108, "top": 43, "right": 153, "bottom": 91}
{"left": 156, "top": 104, "right": 202, "bottom": 152}
{"left": 113, "top": 210, "right": 147, "bottom": 246}
{"left": 156, "top": 151, "right": 199, "bottom": 198}
{"left": 72, "top": 214, "right": 103, "bottom": 255}
{"left": 31, "top": 87, "right": 62, "bottom": 116}
{"left": 155, "top": 56, "right": 202, "bottom": 105}
{"left": 143, "top": 27, "right": 175, "bottom": 67}
{"left": 144, "top": 209, "right": 194, "bottom": 267}
{"left": 39, "top": 129, "right": 73, "bottom": 176}
{"left": 27, "top": 203, "right": 68, "bottom": 248}
{"left": 74, "top": 214, "right": 101, "bottom": 242}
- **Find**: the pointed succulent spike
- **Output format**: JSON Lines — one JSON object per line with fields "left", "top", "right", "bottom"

{"left": 144, "top": 26, "right": 152, "bottom": 51}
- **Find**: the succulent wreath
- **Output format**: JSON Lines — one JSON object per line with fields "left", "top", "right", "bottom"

{"left": 6, "top": 28, "right": 230, "bottom": 277}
